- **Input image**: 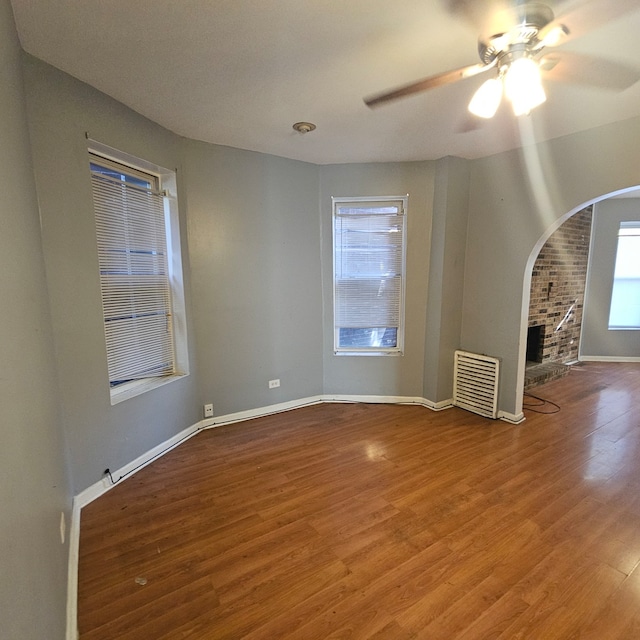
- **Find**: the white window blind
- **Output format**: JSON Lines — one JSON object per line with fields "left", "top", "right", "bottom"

{"left": 608, "top": 221, "right": 640, "bottom": 330}
{"left": 90, "top": 157, "right": 175, "bottom": 386}
{"left": 333, "top": 197, "right": 407, "bottom": 354}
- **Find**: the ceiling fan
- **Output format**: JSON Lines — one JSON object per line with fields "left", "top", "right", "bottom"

{"left": 364, "top": 0, "right": 639, "bottom": 119}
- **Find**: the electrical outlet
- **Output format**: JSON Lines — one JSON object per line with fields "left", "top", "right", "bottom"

{"left": 60, "top": 511, "right": 66, "bottom": 545}
{"left": 268, "top": 379, "right": 280, "bottom": 389}
{"left": 203, "top": 403, "right": 214, "bottom": 418}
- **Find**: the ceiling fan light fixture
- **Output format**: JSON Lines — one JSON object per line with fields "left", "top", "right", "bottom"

{"left": 468, "top": 77, "right": 503, "bottom": 118}
{"left": 504, "top": 56, "right": 546, "bottom": 116}
{"left": 509, "top": 82, "right": 546, "bottom": 116}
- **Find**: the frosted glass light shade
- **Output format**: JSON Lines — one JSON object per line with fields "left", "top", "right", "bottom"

{"left": 468, "top": 77, "right": 503, "bottom": 118}
{"left": 504, "top": 57, "right": 546, "bottom": 116}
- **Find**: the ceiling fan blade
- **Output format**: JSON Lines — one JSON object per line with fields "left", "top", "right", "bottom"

{"left": 540, "top": 51, "right": 640, "bottom": 91}
{"left": 538, "top": 0, "right": 640, "bottom": 46}
{"left": 364, "top": 61, "right": 494, "bottom": 108}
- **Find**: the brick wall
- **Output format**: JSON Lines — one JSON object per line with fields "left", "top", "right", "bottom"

{"left": 527, "top": 206, "right": 592, "bottom": 364}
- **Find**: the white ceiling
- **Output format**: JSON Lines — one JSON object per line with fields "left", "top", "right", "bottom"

{"left": 10, "top": 0, "right": 640, "bottom": 164}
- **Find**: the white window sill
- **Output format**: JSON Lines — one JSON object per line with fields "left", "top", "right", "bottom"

{"left": 110, "top": 373, "right": 189, "bottom": 405}
{"left": 334, "top": 350, "right": 403, "bottom": 357}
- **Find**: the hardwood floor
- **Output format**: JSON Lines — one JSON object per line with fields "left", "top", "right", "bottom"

{"left": 78, "top": 362, "right": 640, "bottom": 639}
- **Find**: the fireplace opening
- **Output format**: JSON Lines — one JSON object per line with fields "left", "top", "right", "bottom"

{"left": 526, "top": 325, "right": 544, "bottom": 363}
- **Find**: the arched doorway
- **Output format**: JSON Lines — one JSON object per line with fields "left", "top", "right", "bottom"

{"left": 524, "top": 205, "right": 593, "bottom": 390}
{"left": 519, "top": 186, "right": 640, "bottom": 405}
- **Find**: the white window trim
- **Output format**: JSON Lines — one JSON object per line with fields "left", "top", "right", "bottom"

{"left": 332, "top": 195, "right": 408, "bottom": 356}
{"left": 608, "top": 220, "right": 640, "bottom": 331}
{"left": 89, "top": 140, "right": 189, "bottom": 404}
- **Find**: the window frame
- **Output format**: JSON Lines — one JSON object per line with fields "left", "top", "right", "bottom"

{"left": 89, "top": 142, "right": 189, "bottom": 404}
{"left": 608, "top": 220, "right": 640, "bottom": 331}
{"left": 332, "top": 195, "right": 408, "bottom": 356}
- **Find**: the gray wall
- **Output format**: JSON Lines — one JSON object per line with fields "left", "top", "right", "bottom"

{"left": 423, "top": 156, "right": 470, "bottom": 403}
{"left": 319, "top": 162, "right": 434, "bottom": 397}
{"left": 182, "top": 140, "right": 324, "bottom": 415}
{"left": 581, "top": 198, "right": 640, "bottom": 358}
{"left": 23, "top": 56, "right": 201, "bottom": 494}
{"left": 463, "top": 118, "right": 640, "bottom": 417}
{"left": 0, "top": 2, "right": 71, "bottom": 638}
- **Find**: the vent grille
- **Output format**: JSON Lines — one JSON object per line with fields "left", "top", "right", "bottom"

{"left": 453, "top": 350, "right": 500, "bottom": 419}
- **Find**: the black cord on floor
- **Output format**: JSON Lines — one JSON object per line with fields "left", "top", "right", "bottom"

{"left": 523, "top": 392, "right": 561, "bottom": 414}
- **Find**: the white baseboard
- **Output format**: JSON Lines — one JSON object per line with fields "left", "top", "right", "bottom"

{"left": 319, "top": 394, "right": 454, "bottom": 411}
{"left": 200, "top": 394, "right": 456, "bottom": 429}
{"left": 201, "top": 395, "right": 323, "bottom": 429}
{"left": 322, "top": 393, "right": 431, "bottom": 405}
{"left": 498, "top": 410, "right": 526, "bottom": 424}
{"left": 66, "top": 497, "right": 81, "bottom": 640}
{"left": 579, "top": 356, "right": 640, "bottom": 363}
{"left": 421, "top": 397, "right": 455, "bottom": 411}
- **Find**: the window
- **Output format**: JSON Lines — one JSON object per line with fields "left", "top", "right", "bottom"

{"left": 333, "top": 196, "right": 407, "bottom": 355}
{"left": 608, "top": 221, "right": 640, "bottom": 330}
{"left": 89, "top": 145, "right": 188, "bottom": 403}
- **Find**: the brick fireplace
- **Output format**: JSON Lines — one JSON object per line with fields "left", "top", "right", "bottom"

{"left": 526, "top": 206, "right": 592, "bottom": 387}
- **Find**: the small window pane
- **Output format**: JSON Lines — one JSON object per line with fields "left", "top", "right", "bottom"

{"left": 338, "top": 327, "right": 398, "bottom": 348}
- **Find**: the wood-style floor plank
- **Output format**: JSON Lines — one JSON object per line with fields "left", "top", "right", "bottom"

{"left": 78, "top": 362, "right": 640, "bottom": 639}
